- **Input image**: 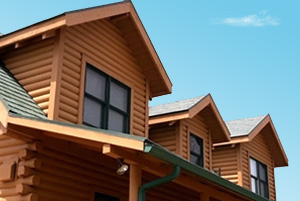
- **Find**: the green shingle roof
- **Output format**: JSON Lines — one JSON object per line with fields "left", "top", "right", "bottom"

{"left": 0, "top": 62, "right": 46, "bottom": 119}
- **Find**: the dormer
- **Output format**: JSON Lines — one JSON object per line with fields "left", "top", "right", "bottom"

{"left": 149, "top": 94, "right": 230, "bottom": 170}
{"left": 212, "top": 115, "right": 288, "bottom": 200}
{"left": 0, "top": 1, "right": 172, "bottom": 137}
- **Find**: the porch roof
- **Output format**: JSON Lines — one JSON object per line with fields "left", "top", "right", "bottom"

{"left": 1, "top": 112, "right": 270, "bottom": 201}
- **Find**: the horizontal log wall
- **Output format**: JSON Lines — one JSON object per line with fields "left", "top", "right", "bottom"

{"left": 0, "top": 135, "right": 40, "bottom": 201}
{"left": 149, "top": 124, "right": 176, "bottom": 153}
{"left": 1, "top": 38, "right": 55, "bottom": 116}
{"left": 33, "top": 139, "right": 129, "bottom": 201}
{"left": 59, "top": 19, "right": 147, "bottom": 136}
{"left": 142, "top": 171, "right": 199, "bottom": 201}
{"left": 242, "top": 133, "right": 276, "bottom": 200}
{"left": 212, "top": 146, "right": 238, "bottom": 184}
{"left": 181, "top": 115, "right": 211, "bottom": 170}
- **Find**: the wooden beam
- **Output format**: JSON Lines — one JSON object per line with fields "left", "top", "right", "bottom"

{"left": 0, "top": 16, "right": 66, "bottom": 48}
{"left": 237, "top": 144, "right": 243, "bottom": 186}
{"left": 168, "top": 121, "right": 177, "bottom": 126}
{"left": 65, "top": 2, "right": 131, "bottom": 26}
{"left": 129, "top": 164, "right": 141, "bottom": 201}
{"left": 200, "top": 193, "right": 210, "bottom": 201}
{"left": 48, "top": 28, "right": 66, "bottom": 120}
{"left": 149, "top": 112, "right": 189, "bottom": 125}
{"left": 102, "top": 144, "right": 247, "bottom": 201}
{"left": 7, "top": 116, "right": 145, "bottom": 151}
{"left": 42, "top": 30, "right": 56, "bottom": 40}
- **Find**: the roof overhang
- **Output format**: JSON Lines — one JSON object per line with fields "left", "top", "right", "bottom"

{"left": 149, "top": 94, "right": 231, "bottom": 143}
{"left": 3, "top": 113, "right": 145, "bottom": 151}
{"left": 0, "top": 112, "right": 270, "bottom": 201}
{"left": 214, "top": 115, "right": 288, "bottom": 167}
{"left": 0, "top": 1, "right": 172, "bottom": 97}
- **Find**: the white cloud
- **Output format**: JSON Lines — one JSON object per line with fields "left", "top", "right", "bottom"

{"left": 213, "top": 10, "right": 280, "bottom": 27}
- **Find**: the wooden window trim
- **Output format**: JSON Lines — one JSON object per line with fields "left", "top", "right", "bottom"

{"left": 249, "top": 157, "right": 269, "bottom": 199}
{"left": 78, "top": 55, "right": 134, "bottom": 134}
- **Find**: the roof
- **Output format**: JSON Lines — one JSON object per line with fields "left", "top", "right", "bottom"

{"left": 2, "top": 112, "right": 270, "bottom": 201}
{"left": 149, "top": 94, "right": 230, "bottom": 143}
{"left": 226, "top": 115, "right": 267, "bottom": 137}
{"left": 216, "top": 115, "right": 288, "bottom": 167}
{"left": 0, "top": 62, "right": 46, "bottom": 119}
{"left": 149, "top": 96, "right": 205, "bottom": 117}
{"left": 0, "top": 1, "right": 172, "bottom": 97}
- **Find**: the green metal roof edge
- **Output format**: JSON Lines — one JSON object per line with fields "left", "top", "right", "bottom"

{"left": 8, "top": 113, "right": 147, "bottom": 142}
{"left": 6, "top": 113, "right": 269, "bottom": 201}
{"left": 144, "top": 141, "right": 270, "bottom": 201}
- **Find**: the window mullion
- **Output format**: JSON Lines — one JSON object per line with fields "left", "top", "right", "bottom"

{"left": 104, "top": 76, "right": 110, "bottom": 129}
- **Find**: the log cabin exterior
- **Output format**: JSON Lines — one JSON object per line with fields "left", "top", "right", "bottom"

{"left": 212, "top": 115, "right": 288, "bottom": 201}
{"left": 0, "top": 1, "right": 287, "bottom": 201}
{"left": 148, "top": 94, "right": 230, "bottom": 170}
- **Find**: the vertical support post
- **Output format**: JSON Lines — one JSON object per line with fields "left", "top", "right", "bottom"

{"left": 200, "top": 192, "right": 210, "bottom": 201}
{"left": 48, "top": 28, "right": 66, "bottom": 120}
{"left": 144, "top": 79, "right": 150, "bottom": 138}
{"left": 129, "top": 164, "right": 141, "bottom": 201}
{"left": 237, "top": 144, "right": 243, "bottom": 186}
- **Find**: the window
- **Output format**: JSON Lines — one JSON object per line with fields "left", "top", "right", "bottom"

{"left": 83, "top": 63, "right": 131, "bottom": 133}
{"left": 189, "top": 133, "right": 203, "bottom": 167}
{"left": 94, "top": 192, "right": 119, "bottom": 201}
{"left": 250, "top": 158, "right": 269, "bottom": 198}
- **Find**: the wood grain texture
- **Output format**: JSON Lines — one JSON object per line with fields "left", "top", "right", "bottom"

{"left": 242, "top": 133, "right": 276, "bottom": 200}
{"left": 181, "top": 115, "right": 211, "bottom": 170}
{"left": 57, "top": 19, "right": 147, "bottom": 137}
{"left": 212, "top": 145, "right": 238, "bottom": 184}
{"left": 1, "top": 38, "right": 55, "bottom": 115}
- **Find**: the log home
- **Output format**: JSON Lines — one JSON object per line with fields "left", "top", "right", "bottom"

{"left": 148, "top": 94, "right": 230, "bottom": 170}
{"left": 213, "top": 115, "right": 288, "bottom": 201}
{"left": 149, "top": 97, "right": 288, "bottom": 201}
{"left": 0, "top": 1, "right": 287, "bottom": 201}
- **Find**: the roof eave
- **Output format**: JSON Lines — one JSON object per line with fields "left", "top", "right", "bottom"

{"left": 144, "top": 141, "right": 271, "bottom": 201}
{"left": 0, "top": 1, "right": 172, "bottom": 97}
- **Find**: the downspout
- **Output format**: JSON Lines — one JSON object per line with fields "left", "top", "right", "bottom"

{"left": 138, "top": 165, "right": 181, "bottom": 201}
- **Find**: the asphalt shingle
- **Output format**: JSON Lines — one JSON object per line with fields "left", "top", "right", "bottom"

{"left": 225, "top": 115, "right": 267, "bottom": 137}
{"left": 149, "top": 96, "right": 206, "bottom": 117}
{"left": 0, "top": 62, "right": 46, "bottom": 119}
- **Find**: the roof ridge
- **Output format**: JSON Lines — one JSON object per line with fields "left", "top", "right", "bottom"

{"left": 150, "top": 95, "right": 206, "bottom": 108}
{"left": 225, "top": 115, "right": 267, "bottom": 123}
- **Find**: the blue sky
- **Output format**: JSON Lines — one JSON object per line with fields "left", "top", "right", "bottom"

{"left": 0, "top": 0, "right": 298, "bottom": 200}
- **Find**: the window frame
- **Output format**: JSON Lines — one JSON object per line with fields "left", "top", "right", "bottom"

{"left": 82, "top": 63, "right": 131, "bottom": 133}
{"left": 189, "top": 133, "right": 204, "bottom": 167}
{"left": 250, "top": 157, "right": 269, "bottom": 199}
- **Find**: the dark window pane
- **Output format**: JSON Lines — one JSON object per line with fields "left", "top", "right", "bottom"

{"left": 259, "top": 164, "right": 267, "bottom": 182}
{"left": 250, "top": 158, "right": 257, "bottom": 177}
{"left": 108, "top": 109, "right": 124, "bottom": 132}
{"left": 86, "top": 67, "right": 106, "bottom": 100}
{"left": 251, "top": 178, "right": 257, "bottom": 193}
{"left": 190, "top": 135, "right": 201, "bottom": 154}
{"left": 110, "top": 81, "right": 129, "bottom": 112}
{"left": 190, "top": 154, "right": 199, "bottom": 165}
{"left": 83, "top": 97, "right": 102, "bottom": 127}
{"left": 260, "top": 182, "right": 267, "bottom": 198}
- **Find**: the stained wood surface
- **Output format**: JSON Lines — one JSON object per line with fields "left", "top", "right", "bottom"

{"left": 212, "top": 145, "right": 238, "bottom": 184}
{"left": 1, "top": 38, "right": 55, "bottom": 115}
{"left": 181, "top": 115, "right": 211, "bottom": 170}
{"left": 57, "top": 19, "right": 147, "bottom": 137}
{"left": 212, "top": 132, "right": 277, "bottom": 200}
